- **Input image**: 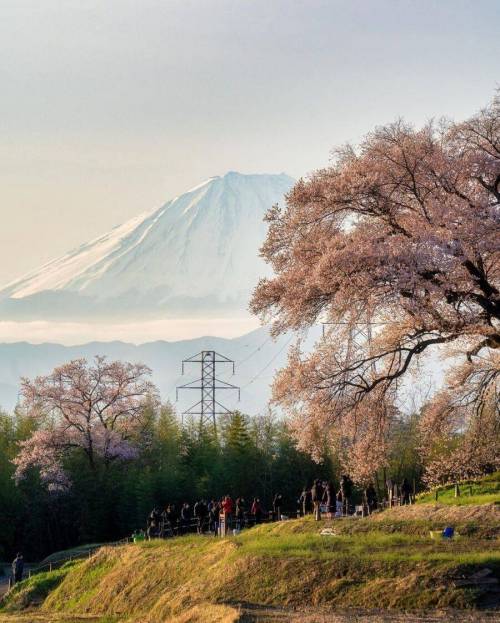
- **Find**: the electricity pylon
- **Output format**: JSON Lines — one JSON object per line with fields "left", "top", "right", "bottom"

{"left": 322, "top": 315, "right": 380, "bottom": 376}
{"left": 176, "top": 351, "right": 240, "bottom": 433}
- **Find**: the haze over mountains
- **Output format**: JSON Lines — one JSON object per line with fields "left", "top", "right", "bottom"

{"left": 0, "top": 327, "right": 325, "bottom": 415}
{"left": 0, "top": 172, "right": 301, "bottom": 411}
{"left": 0, "top": 172, "right": 294, "bottom": 322}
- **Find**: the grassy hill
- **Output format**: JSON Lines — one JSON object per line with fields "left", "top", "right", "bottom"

{"left": 416, "top": 472, "right": 500, "bottom": 506}
{"left": 0, "top": 500, "right": 498, "bottom": 623}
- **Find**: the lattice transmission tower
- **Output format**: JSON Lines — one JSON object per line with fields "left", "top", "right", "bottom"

{"left": 176, "top": 351, "right": 240, "bottom": 433}
{"left": 322, "top": 314, "right": 392, "bottom": 376}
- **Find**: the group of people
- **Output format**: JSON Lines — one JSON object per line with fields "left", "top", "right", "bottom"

{"left": 299, "top": 476, "right": 358, "bottom": 521}
{"left": 142, "top": 476, "right": 415, "bottom": 539}
{"left": 386, "top": 477, "right": 413, "bottom": 506}
{"left": 144, "top": 494, "right": 271, "bottom": 539}
{"left": 301, "top": 475, "right": 413, "bottom": 521}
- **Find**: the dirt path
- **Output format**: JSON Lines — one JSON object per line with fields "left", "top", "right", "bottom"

{"left": 0, "top": 617, "right": 101, "bottom": 623}
{"left": 238, "top": 605, "right": 500, "bottom": 622}
{"left": 0, "top": 610, "right": 498, "bottom": 622}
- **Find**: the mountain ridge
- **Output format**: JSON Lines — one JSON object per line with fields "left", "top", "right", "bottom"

{"left": 0, "top": 172, "right": 294, "bottom": 321}
{"left": 0, "top": 325, "right": 322, "bottom": 414}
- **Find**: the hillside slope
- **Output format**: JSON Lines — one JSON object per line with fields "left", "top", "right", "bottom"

{"left": 2, "top": 504, "right": 499, "bottom": 622}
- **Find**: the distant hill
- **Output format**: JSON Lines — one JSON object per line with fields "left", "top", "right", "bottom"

{"left": 0, "top": 326, "right": 321, "bottom": 415}
{"left": 0, "top": 172, "right": 294, "bottom": 321}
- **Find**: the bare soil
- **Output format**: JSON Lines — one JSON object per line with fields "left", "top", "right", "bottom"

{"left": 238, "top": 605, "right": 500, "bottom": 622}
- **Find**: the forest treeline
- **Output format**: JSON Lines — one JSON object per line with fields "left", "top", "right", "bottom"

{"left": 0, "top": 404, "right": 421, "bottom": 561}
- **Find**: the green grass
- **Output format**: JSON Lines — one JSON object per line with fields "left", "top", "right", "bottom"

{"left": 1, "top": 497, "right": 498, "bottom": 622}
{"left": 417, "top": 472, "right": 500, "bottom": 506}
{"left": 39, "top": 544, "right": 104, "bottom": 567}
{"left": 0, "top": 562, "right": 78, "bottom": 613}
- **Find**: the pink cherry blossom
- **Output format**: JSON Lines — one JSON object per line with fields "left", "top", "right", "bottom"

{"left": 251, "top": 95, "right": 500, "bottom": 482}
{"left": 14, "top": 356, "right": 159, "bottom": 490}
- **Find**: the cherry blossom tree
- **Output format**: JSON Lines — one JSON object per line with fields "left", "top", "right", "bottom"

{"left": 419, "top": 353, "right": 499, "bottom": 486}
{"left": 251, "top": 95, "right": 500, "bottom": 483}
{"left": 14, "top": 357, "right": 159, "bottom": 490}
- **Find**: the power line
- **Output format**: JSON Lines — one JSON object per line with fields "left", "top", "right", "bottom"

{"left": 237, "top": 334, "right": 273, "bottom": 366}
{"left": 241, "top": 335, "right": 294, "bottom": 389}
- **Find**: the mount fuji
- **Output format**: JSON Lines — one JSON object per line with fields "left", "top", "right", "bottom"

{"left": 0, "top": 172, "right": 294, "bottom": 321}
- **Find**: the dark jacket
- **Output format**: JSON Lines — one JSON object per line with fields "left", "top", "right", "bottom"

{"left": 340, "top": 476, "right": 353, "bottom": 499}
{"left": 365, "top": 484, "right": 377, "bottom": 508}
{"left": 401, "top": 479, "right": 411, "bottom": 495}
{"left": 209, "top": 502, "right": 220, "bottom": 521}
{"left": 311, "top": 482, "right": 324, "bottom": 503}
{"left": 181, "top": 505, "right": 191, "bottom": 522}
{"left": 12, "top": 556, "right": 24, "bottom": 580}
{"left": 166, "top": 505, "right": 178, "bottom": 524}
{"left": 235, "top": 498, "right": 245, "bottom": 519}
{"left": 148, "top": 508, "right": 161, "bottom": 527}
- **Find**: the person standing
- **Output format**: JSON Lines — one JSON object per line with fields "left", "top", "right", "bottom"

{"left": 12, "top": 553, "right": 24, "bottom": 585}
{"left": 221, "top": 495, "right": 234, "bottom": 534}
{"left": 235, "top": 497, "right": 246, "bottom": 531}
{"left": 335, "top": 490, "right": 343, "bottom": 517}
{"left": 340, "top": 475, "right": 353, "bottom": 516}
{"left": 208, "top": 500, "right": 220, "bottom": 535}
{"left": 166, "top": 504, "right": 179, "bottom": 535}
{"left": 251, "top": 497, "right": 262, "bottom": 524}
{"left": 365, "top": 483, "right": 378, "bottom": 514}
{"left": 147, "top": 507, "right": 161, "bottom": 540}
{"left": 322, "top": 482, "right": 334, "bottom": 517}
{"left": 273, "top": 493, "right": 283, "bottom": 521}
{"left": 194, "top": 500, "right": 208, "bottom": 534}
{"left": 401, "top": 478, "right": 412, "bottom": 505}
{"left": 299, "top": 486, "right": 312, "bottom": 516}
{"left": 311, "top": 480, "right": 324, "bottom": 521}
{"left": 180, "top": 502, "right": 191, "bottom": 534}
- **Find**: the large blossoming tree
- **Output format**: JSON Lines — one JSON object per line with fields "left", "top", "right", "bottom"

{"left": 251, "top": 96, "right": 500, "bottom": 484}
{"left": 14, "top": 357, "right": 159, "bottom": 491}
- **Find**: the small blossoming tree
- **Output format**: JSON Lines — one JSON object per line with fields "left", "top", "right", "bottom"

{"left": 14, "top": 357, "right": 159, "bottom": 491}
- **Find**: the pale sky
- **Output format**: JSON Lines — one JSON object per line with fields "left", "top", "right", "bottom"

{"left": 1, "top": 0, "right": 499, "bottom": 287}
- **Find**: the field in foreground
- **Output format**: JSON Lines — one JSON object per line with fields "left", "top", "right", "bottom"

{"left": 0, "top": 502, "right": 498, "bottom": 623}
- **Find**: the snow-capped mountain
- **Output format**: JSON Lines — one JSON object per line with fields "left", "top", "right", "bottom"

{"left": 0, "top": 172, "right": 294, "bottom": 320}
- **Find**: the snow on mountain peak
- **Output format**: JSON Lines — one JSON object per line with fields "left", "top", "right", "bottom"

{"left": 0, "top": 172, "right": 294, "bottom": 320}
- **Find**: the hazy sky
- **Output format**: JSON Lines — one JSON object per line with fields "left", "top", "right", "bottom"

{"left": 1, "top": 0, "right": 499, "bottom": 287}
